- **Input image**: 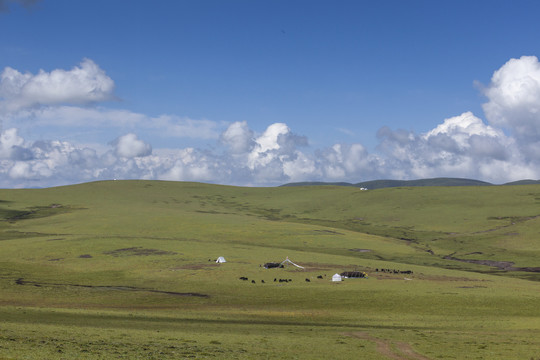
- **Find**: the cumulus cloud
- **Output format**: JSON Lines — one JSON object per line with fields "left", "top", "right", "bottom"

{"left": 482, "top": 55, "right": 540, "bottom": 139}
{"left": 314, "top": 143, "right": 374, "bottom": 180}
{"left": 4, "top": 56, "right": 540, "bottom": 188}
{"left": 0, "top": 58, "right": 114, "bottom": 112}
{"left": 0, "top": 137, "right": 84, "bottom": 186}
{"left": 247, "top": 123, "right": 307, "bottom": 170}
{"left": 425, "top": 112, "right": 503, "bottom": 146}
{"left": 0, "top": 110, "right": 539, "bottom": 189}
{"left": 111, "top": 133, "right": 152, "bottom": 158}
{"left": 221, "top": 121, "right": 254, "bottom": 154}
{"left": 374, "top": 112, "right": 535, "bottom": 182}
{"left": 158, "top": 149, "right": 215, "bottom": 182}
{"left": 0, "top": 128, "right": 25, "bottom": 159}
{"left": 282, "top": 151, "right": 318, "bottom": 182}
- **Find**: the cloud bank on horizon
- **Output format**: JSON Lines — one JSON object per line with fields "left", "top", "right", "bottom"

{"left": 1, "top": 55, "right": 540, "bottom": 188}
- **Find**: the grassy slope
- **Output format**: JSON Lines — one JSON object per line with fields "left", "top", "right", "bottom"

{"left": 0, "top": 180, "right": 539, "bottom": 359}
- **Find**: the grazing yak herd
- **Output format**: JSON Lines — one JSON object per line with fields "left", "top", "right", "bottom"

{"left": 237, "top": 267, "right": 414, "bottom": 284}
{"left": 239, "top": 277, "right": 295, "bottom": 283}
{"left": 375, "top": 268, "right": 414, "bottom": 275}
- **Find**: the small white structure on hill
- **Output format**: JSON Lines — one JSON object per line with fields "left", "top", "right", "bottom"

{"left": 332, "top": 273, "right": 342, "bottom": 282}
{"left": 216, "top": 256, "right": 226, "bottom": 263}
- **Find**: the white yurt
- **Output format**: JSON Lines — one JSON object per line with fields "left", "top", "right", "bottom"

{"left": 216, "top": 256, "right": 226, "bottom": 263}
{"left": 332, "top": 273, "right": 342, "bottom": 282}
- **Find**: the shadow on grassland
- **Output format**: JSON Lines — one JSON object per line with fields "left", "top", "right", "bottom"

{"left": 13, "top": 278, "right": 209, "bottom": 298}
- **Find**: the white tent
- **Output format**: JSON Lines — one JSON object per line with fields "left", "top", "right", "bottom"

{"left": 216, "top": 256, "right": 226, "bottom": 263}
{"left": 332, "top": 273, "right": 342, "bottom": 282}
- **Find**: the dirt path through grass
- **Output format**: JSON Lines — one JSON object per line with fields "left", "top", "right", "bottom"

{"left": 344, "top": 332, "right": 431, "bottom": 360}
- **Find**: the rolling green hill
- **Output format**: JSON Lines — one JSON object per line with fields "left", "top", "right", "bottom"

{"left": 283, "top": 176, "right": 540, "bottom": 189}
{"left": 503, "top": 179, "right": 540, "bottom": 185}
{"left": 0, "top": 180, "right": 539, "bottom": 359}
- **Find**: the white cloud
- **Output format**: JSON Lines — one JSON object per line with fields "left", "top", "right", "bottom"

{"left": 423, "top": 112, "right": 512, "bottom": 161}
{"left": 112, "top": 133, "right": 152, "bottom": 158}
{"left": 8, "top": 162, "right": 31, "bottom": 179}
{"left": 314, "top": 143, "right": 375, "bottom": 181}
{"left": 375, "top": 112, "right": 538, "bottom": 183}
{"left": 337, "top": 128, "right": 355, "bottom": 136}
{"left": 24, "top": 106, "right": 147, "bottom": 127}
{"left": 220, "top": 121, "right": 254, "bottom": 154}
{"left": 3, "top": 56, "right": 540, "bottom": 188}
{"left": 0, "top": 128, "right": 25, "bottom": 159}
{"left": 425, "top": 112, "right": 503, "bottom": 147}
{"left": 247, "top": 123, "right": 288, "bottom": 169}
{"left": 247, "top": 123, "right": 308, "bottom": 171}
{"left": 282, "top": 151, "right": 318, "bottom": 181}
{"left": 151, "top": 115, "right": 222, "bottom": 140}
{"left": 0, "top": 112, "right": 535, "bottom": 188}
{"left": 0, "top": 59, "right": 115, "bottom": 112}
{"left": 157, "top": 148, "right": 216, "bottom": 182}
{"left": 5, "top": 106, "right": 223, "bottom": 145}
{"left": 255, "top": 123, "right": 289, "bottom": 153}
{"left": 482, "top": 55, "right": 540, "bottom": 139}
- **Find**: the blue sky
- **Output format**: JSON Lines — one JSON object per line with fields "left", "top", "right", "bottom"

{"left": 2, "top": 0, "right": 540, "bottom": 187}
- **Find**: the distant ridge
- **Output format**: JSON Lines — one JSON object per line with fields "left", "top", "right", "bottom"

{"left": 281, "top": 177, "right": 540, "bottom": 189}
{"left": 503, "top": 179, "right": 540, "bottom": 186}
{"left": 280, "top": 181, "right": 354, "bottom": 187}
{"left": 355, "top": 178, "right": 492, "bottom": 189}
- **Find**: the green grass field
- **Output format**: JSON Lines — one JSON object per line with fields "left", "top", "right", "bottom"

{"left": 0, "top": 180, "right": 539, "bottom": 359}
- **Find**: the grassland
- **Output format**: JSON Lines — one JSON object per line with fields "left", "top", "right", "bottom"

{"left": 0, "top": 180, "right": 539, "bottom": 359}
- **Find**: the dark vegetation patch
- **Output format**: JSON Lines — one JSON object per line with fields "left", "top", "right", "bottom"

{"left": 191, "top": 194, "right": 287, "bottom": 221}
{"left": 253, "top": 208, "right": 282, "bottom": 221}
{"left": 0, "top": 330, "right": 236, "bottom": 359}
{"left": 78, "top": 254, "right": 93, "bottom": 258}
{"left": 0, "top": 231, "right": 51, "bottom": 241}
{"left": 487, "top": 215, "right": 540, "bottom": 224}
{"left": 195, "top": 210, "right": 228, "bottom": 214}
{"left": 313, "top": 229, "right": 344, "bottom": 235}
{"left": 443, "top": 254, "right": 540, "bottom": 273}
{"left": 13, "top": 278, "right": 208, "bottom": 297}
{"left": 415, "top": 274, "right": 488, "bottom": 282}
{"left": 2, "top": 204, "right": 78, "bottom": 222}
{"left": 103, "top": 247, "right": 177, "bottom": 257}
{"left": 0, "top": 208, "right": 29, "bottom": 221}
